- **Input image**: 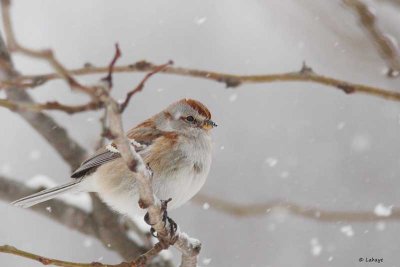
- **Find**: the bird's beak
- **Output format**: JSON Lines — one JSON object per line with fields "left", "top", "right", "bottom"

{"left": 202, "top": 119, "right": 218, "bottom": 130}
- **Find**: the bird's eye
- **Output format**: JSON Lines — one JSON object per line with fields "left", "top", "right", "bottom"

{"left": 186, "top": 116, "right": 195, "bottom": 123}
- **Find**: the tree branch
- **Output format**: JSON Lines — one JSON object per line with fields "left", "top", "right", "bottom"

{"left": 0, "top": 176, "right": 150, "bottom": 261}
{"left": 344, "top": 0, "right": 400, "bottom": 77}
{"left": 0, "top": 98, "right": 101, "bottom": 114}
{"left": 193, "top": 193, "right": 400, "bottom": 222}
{"left": 0, "top": 243, "right": 167, "bottom": 267}
{"left": 11, "top": 60, "right": 400, "bottom": 102}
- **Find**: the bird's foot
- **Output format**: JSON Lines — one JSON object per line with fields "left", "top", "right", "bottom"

{"left": 144, "top": 198, "right": 177, "bottom": 240}
{"left": 160, "top": 198, "right": 177, "bottom": 238}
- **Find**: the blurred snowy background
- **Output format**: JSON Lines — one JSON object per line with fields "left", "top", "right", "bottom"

{"left": 1, "top": 0, "right": 400, "bottom": 266}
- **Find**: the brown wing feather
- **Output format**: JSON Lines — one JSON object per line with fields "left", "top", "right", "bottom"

{"left": 71, "top": 118, "right": 164, "bottom": 179}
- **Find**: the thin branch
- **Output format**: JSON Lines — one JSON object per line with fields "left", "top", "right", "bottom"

{"left": 344, "top": 0, "right": 400, "bottom": 77}
{"left": 0, "top": 245, "right": 116, "bottom": 267}
{"left": 102, "top": 43, "right": 121, "bottom": 88}
{"left": 0, "top": 98, "right": 101, "bottom": 114}
{"left": 0, "top": 243, "right": 167, "bottom": 267}
{"left": 119, "top": 60, "right": 173, "bottom": 113}
{"left": 193, "top": 193, "right": 400, "bottom": 222}
{"left": 14, "top": 60, "right": 400, "bottom": 102}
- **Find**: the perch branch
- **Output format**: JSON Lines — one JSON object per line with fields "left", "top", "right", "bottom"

{"left": 12, "top": 61, "right": 400, "bottom": 102}
{"left": 344, "top": 0, "right": 400, "bottom": 77}
{"left": 96, "top": 46, "right": 200, "bottom": 267}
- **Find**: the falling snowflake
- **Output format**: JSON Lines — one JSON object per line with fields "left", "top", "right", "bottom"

{"left": 337, "top": 122, "right": 345, "bottom": 130}
{"left": 0, "top": 163, "right": 11, "bottom": 175}
{"left": 376, "top": 222, "right": 386, "bottom": 231}
{"left": 279, "top": 171, "right": 289, "bottom": 178}
{"left": 29, "top": 150, "right": 42, "bottom": 160}
{"left": 194, "top": 17, "right": 207, "bottom": 25}
{"left": 374, "top": 203, "right": 393, "bottom": 217}
{"left": 83, "top": 238, "right": 93, "bottom": 248}
{"left": 202, "top": 258, "right": 212, "bottom": 265}
{"left": 265, "top": 157, "right": 278, "bottom": 167}
{"left": 310, "top": 238, "right": 322, "bottom": 256}
{"left": 229, "top": 93, "right": 238, "bottom": 102}
{"left": 202, "top": 202, "right": 210, "bottom": 210}
{"left": 340, "top": 225, "right": 354, "bottom": 237}
{"left": 351, "top": 134, "right": 371, "bottom": 152}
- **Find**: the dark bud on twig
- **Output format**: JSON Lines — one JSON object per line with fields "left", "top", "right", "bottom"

{"left": 300, "top": 61, "right": 313, "bottom": 75}
{"left": 337, "top": 83, "right": 355, "bottom": 94}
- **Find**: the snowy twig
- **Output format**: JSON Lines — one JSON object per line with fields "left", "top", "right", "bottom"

{"left": 344, "top": 0, "right": 400, "bottom": 77}
{"left": 193, "top": 193, "right": 400, "bottom": 222}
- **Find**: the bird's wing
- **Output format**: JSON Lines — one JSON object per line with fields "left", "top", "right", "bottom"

{"left": 71, "top": 119, "right": 164, "bottom": 179}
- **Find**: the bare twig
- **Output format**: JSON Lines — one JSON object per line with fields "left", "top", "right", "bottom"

{"left": 0, "top": 243, "right": 168, "bottom": 267}
{"left": 193, "top": 193, "right": 400, "bottom": 222}
{"left": 102, "top": 43, "right": 121, "bottom": 88}
{"left": 0, "top": 98, "right": 101, "bottom": 114}
{"left": 119, "top": 61, "right": 173, "bottom": 112}
{"left": 13, "top": 60, "right": 400, "bottom": 102}
{"left": 344, "top": 0, "right": 400, "bottom": 77}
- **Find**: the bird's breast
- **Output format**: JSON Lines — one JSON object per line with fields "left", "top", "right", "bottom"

{"left": 144, "top": 133, "right": 212, "bottom": 209}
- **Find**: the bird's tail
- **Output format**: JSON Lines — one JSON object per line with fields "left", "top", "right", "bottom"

{"left": 11, "top": 179, "right": 82, "bottom": 208}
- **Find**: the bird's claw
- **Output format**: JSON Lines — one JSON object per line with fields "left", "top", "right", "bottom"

{"left": 144, "top": 198, "right": 177, "bottom": 239}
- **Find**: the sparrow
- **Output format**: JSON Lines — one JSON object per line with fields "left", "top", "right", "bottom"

{"left": 12, "top": 98, "right": 217, "bottom": 219}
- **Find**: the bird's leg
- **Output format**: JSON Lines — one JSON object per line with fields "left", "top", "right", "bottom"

{"left": 143, "top": 198, "right": 177, "bottom": 239}
{"left": 160, "top": 198, "right": 177, "bottom": 238}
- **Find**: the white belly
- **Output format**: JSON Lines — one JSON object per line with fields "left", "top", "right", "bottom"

{"left": 82, "top": 151, "right": 211, "bottom": 219}
{"left": 81, "top": 131, "right": 212, "bottom": 220}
